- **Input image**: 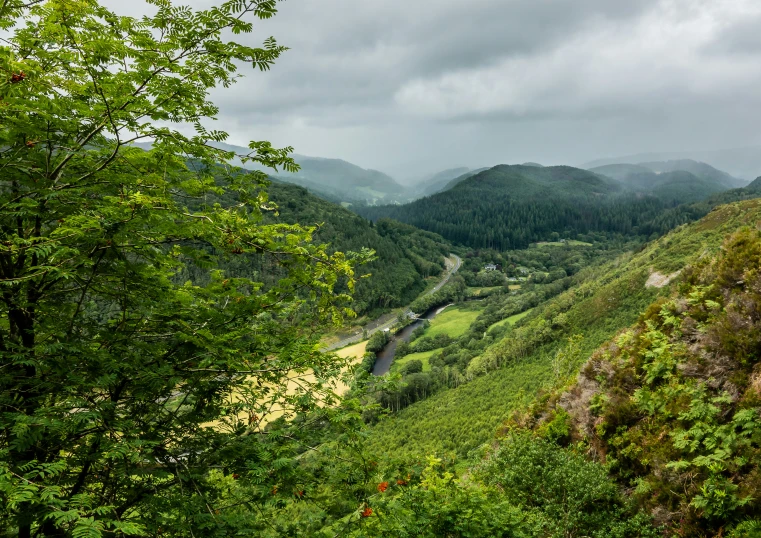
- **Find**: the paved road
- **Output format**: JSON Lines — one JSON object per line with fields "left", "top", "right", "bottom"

{"left": 324, "top": 254, "right": 462, "bottom": 351}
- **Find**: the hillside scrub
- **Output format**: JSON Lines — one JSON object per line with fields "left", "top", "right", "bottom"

{"left": 364, "top": 200, "right": 761, "bottom": 459}
{"left": 241, "top": 433, "right": 659, "bottom": 537}
{"left": 521, "top": 226, "right": 761, "bottom": 535}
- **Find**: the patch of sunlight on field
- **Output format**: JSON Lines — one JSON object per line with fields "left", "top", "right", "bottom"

{"left": 209, "top": 340, "right": 369, "bottom": 430}
{"left": 488, "top": 309, "right": 532, "bottom": 332}
{"left": 392, "top": 348, "right": 441, "bottom": 372}
{"left": 467, "top": 286, "right": 503, "bottom": 297}
{"left": 426, "top": 305, "right": 482, "bottom": 339}
{"left": 336, "top": 340, "right": 368, "bottom": 361}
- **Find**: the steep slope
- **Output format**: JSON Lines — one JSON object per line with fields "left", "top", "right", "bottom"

{"left": 266, "top": 182, "right": 452, "bottom": 315}
{"left": 258, "top": 200, "right": 761, "bottom": 538}
{"left": 181, "top": 179, "right": 452, "bottom": 317}
{"left": 523, "top": 221, "right": 761, "bottom": 536}
{"left": 357, "top": 164, "right": 681, "bottom": 250}
{"left": 365, "top": 198, "right": 761, "bottom": 460}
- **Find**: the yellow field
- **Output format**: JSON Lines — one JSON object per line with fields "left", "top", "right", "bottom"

{"left": 336, "top": 340, "right": 368, "bottom": 361}
{"left": 209, "top": 340, "right": 369, "bottom": 430}
{"left": 332, "top": 340, "right": 368, "bottom": 393}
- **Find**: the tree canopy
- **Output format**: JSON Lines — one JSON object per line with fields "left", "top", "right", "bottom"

{"left": 0, "top": 1, "right": 367, "bottom": 535}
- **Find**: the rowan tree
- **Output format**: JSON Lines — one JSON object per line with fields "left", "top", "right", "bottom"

{"left": 0, "top": 0, "right": 368, "bottom": 535}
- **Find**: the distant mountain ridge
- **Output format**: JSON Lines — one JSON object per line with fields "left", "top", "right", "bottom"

{"left": 356, "top": 164, "right": 672, "bottom": 250}
{"left": 638, "top": 159, "right": 742, "bottom": 188}
{"left": 356, "top": 163, "right": 761, "bottom": 251}
{"left": 589, "top": 158, "right": 742, "bottom": 186}
{"left": 584, "top": 149, "right": 760, "bottom": 182}
{"left": 211, "top": 142, "right": 404, "bottom": 204}
{"left": 590, "top": 161, "right": 732, "bottom": 204}
{"left": 414, "top": 167, "right": 472, "bottom": 196}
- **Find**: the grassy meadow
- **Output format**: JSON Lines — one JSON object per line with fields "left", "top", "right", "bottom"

{"left": 426, "top": 305, "right": 483, "bottom": 339}
{"left": 392, "top": 348, "right": 442, "bottom": 373}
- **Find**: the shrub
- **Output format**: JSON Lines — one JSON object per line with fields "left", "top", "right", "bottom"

{"left": 477, "top": 433, "right": 658, "bottom": 538}
{"left": 366, "top": 330, "right": 391, "bottom": 354}
{"left": 400, "top": 360, "right": 423, "bottom": 376}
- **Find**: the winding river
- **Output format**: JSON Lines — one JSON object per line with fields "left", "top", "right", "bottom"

{"left": 371, "top": 304, "right": 452, "bottom": 376}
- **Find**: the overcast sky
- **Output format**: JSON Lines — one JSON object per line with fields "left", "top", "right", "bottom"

{"left": 120, "top": 0, "right": 761, "bottom": 180}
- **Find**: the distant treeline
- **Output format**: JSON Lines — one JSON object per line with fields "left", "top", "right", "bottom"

{"left": 357, "top": 166, "right": 761, "bottom": 251}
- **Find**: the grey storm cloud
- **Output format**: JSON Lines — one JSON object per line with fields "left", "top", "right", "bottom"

{"left": 707, "top": 13, "right": 761, "bottom": 54}
{"left": 217, "top": 0, "right": 660, "bottom": 120}
{"left": 106, "top": 0, "right": 761, "bottom": 178}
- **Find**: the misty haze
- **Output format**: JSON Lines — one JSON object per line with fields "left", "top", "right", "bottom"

{"left": 3, "top": 1, "right": 761, "bottom": 536}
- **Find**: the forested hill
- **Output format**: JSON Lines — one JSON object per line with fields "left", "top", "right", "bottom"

{"left": 587, "top": 157, "right": 748, "bottom": 187}
{"left": 441, "top": 166, "right": 493, "bottom": 192}
{"left": 212, "top": 142, "right": 404, "bottom": 204}
{"left": 178, "top": 177, "right": 452, "bottom": 317}
{"left": 265, "top": 181, "right": 452, "bottom": 316}
{"left": 591, "top": 163, "right": 734, "bottom": 203}
{"left": 356, "top": 164, "right": 716, "bottom": 250}
{"left": 446, "top": 164, "right": 621, "bottom": 196}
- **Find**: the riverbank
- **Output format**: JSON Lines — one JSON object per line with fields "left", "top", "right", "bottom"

{"left": 322, "top": 254, "right": 462, "bottom": 352}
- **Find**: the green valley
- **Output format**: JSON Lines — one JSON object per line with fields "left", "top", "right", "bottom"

{"left": 260, "top": 195, "right": 761, "bottom": 538}
{"left": 356, "top": 163, "right": 737, "bottom": 250}
{"left": 6, "top": 1, "right": 761, "bottom": 537}
{"left": 265, "top": 182, "right": 453, "bottom": 317}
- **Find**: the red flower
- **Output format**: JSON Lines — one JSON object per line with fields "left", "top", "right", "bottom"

{"left": 396, "top": 479, "right": 407, "bottom": 486}
{"left": 377, "top": 481, "right": 388, "bottom": 493}
{"left": 10, "top": 72, "right": 26, "bottom": 83}
{"left": 361, "top": 507, "right": 373, "bottom": 518}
